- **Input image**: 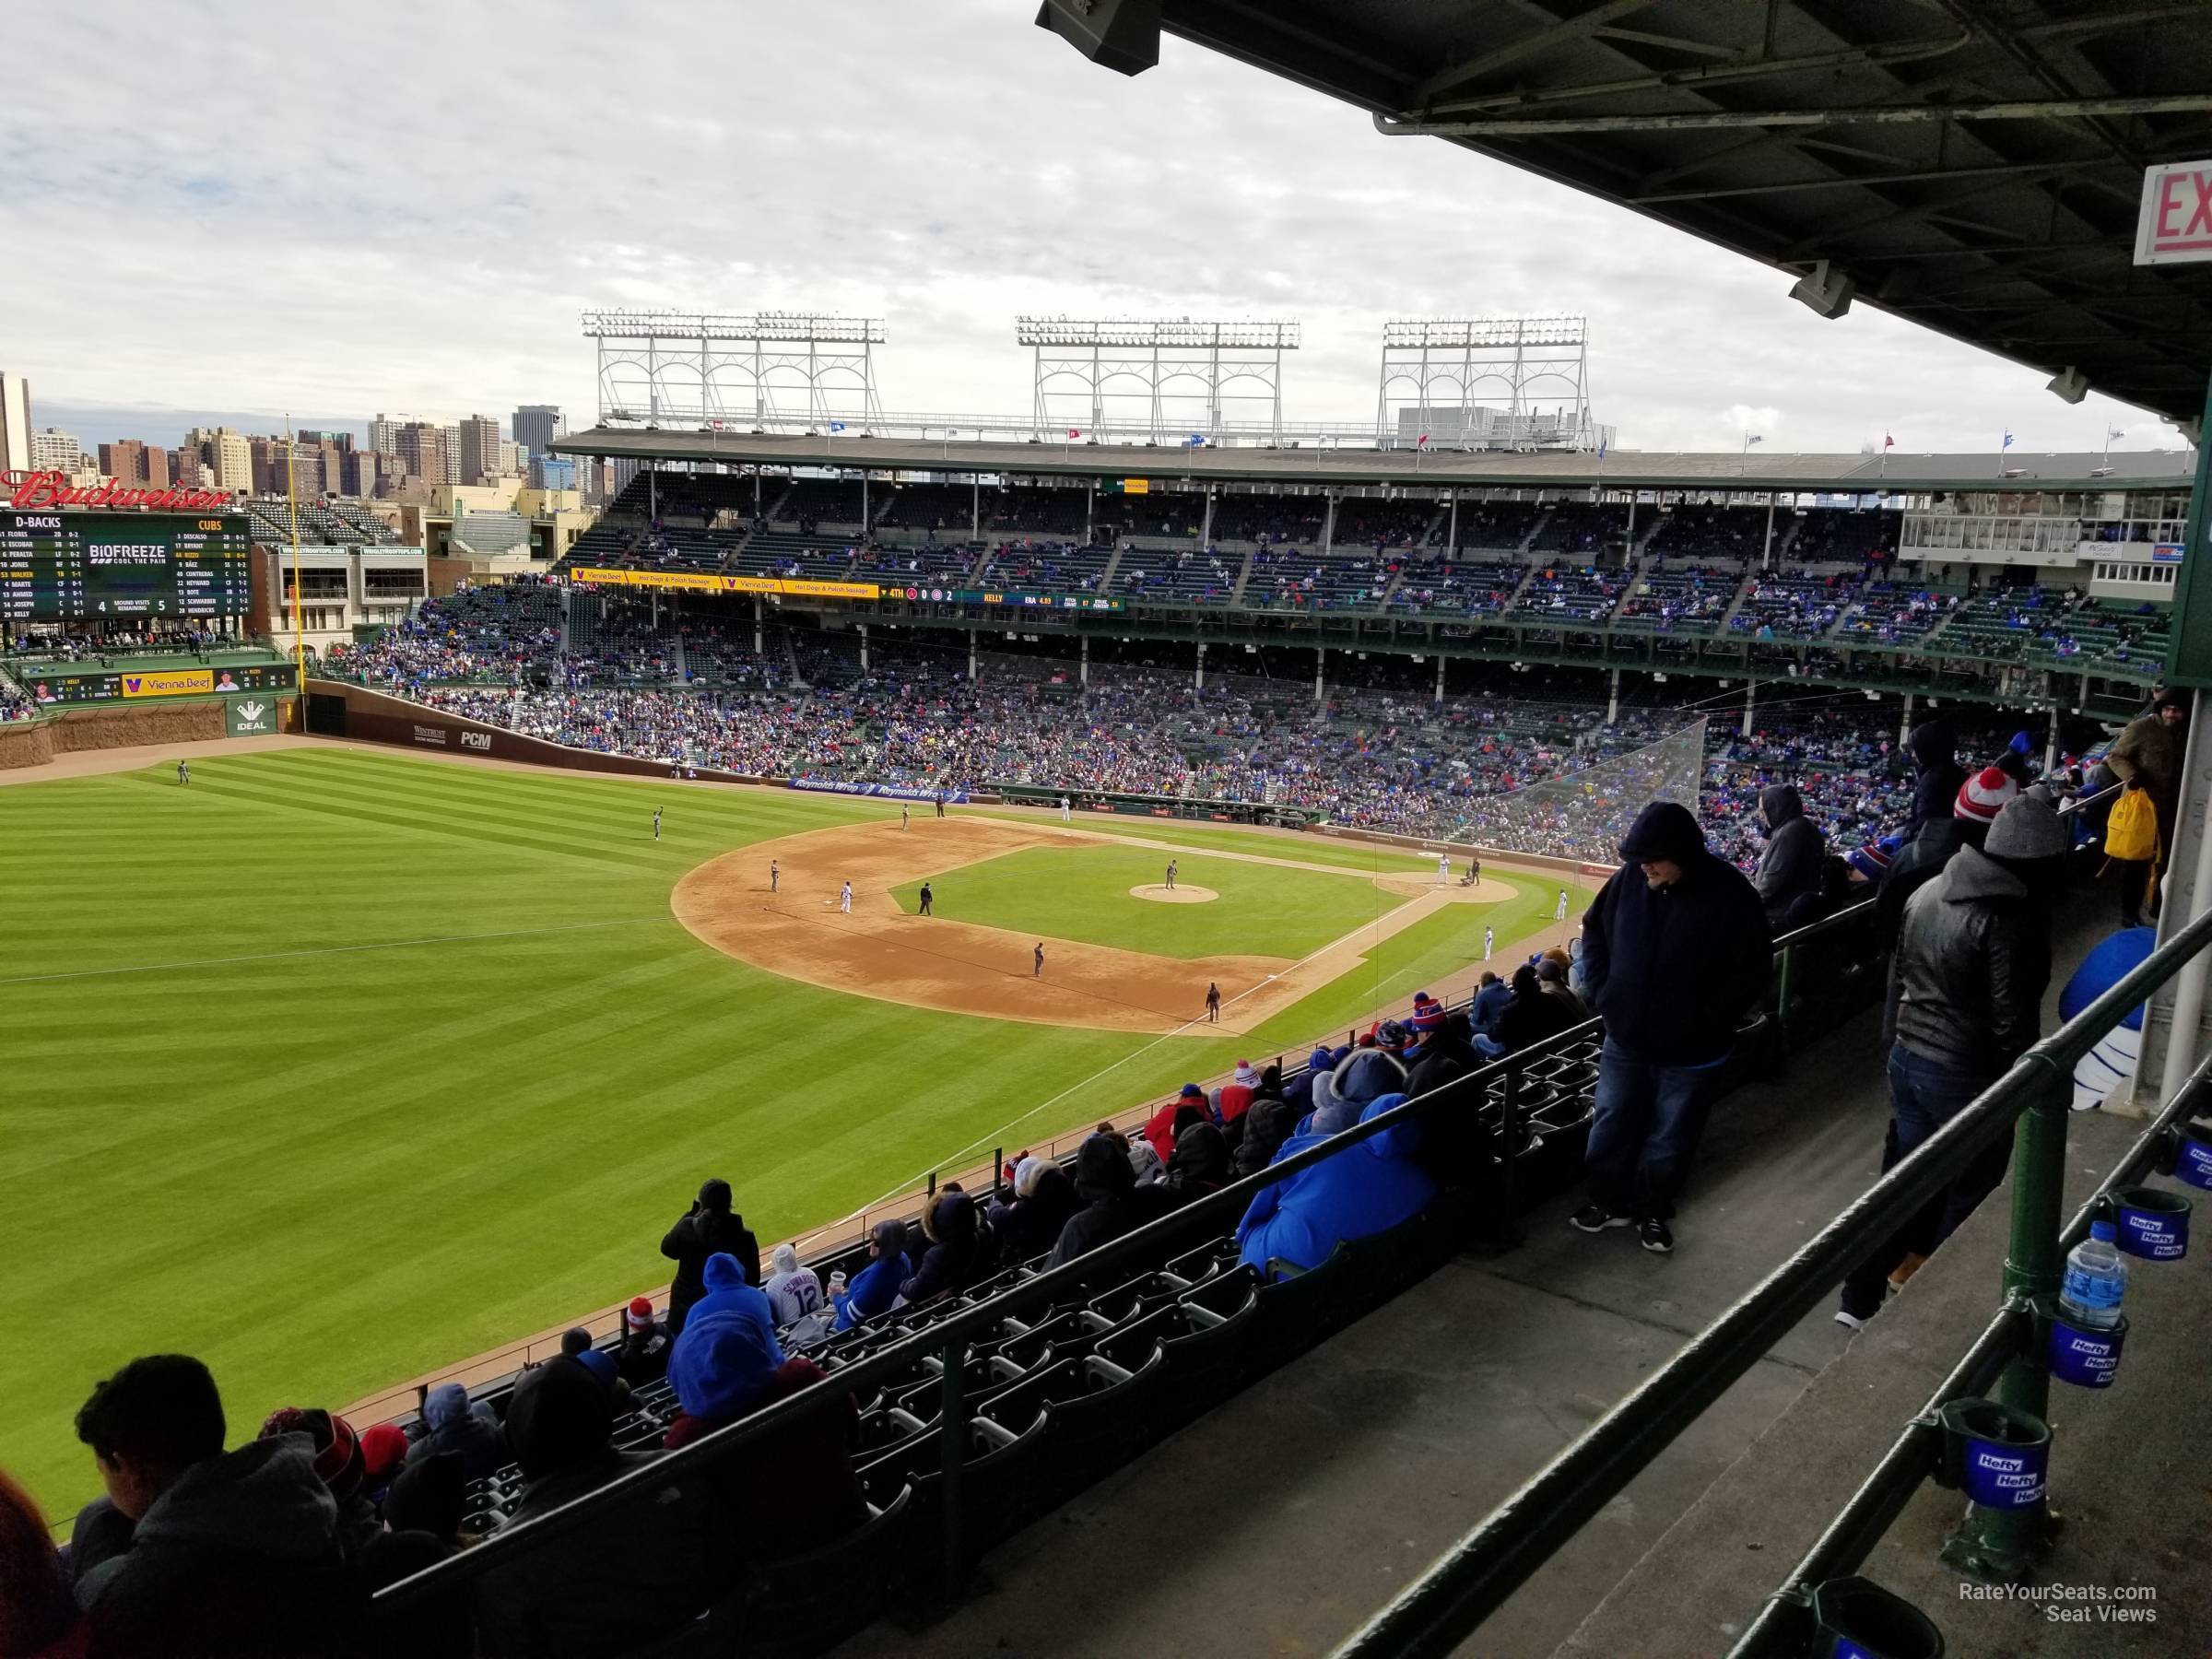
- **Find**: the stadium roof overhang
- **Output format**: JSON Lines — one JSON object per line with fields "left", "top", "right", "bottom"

{"left": 552, "top": 425, "right": 2194, "bottom": 495}
{"left": 1055, "top": 0, "right": 2212, "bottom": 429}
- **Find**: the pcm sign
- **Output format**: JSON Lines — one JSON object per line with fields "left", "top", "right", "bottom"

{"left": 2136, "top": 159, "right": 2212, "bottom": 265}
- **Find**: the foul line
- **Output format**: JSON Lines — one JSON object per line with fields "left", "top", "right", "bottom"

{"left": 0, "top": 917, "right": 676, "bottom": 988}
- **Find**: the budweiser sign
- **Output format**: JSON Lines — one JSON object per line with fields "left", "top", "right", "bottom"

{"left": 1, "top": 469, "right": 239, "bottom": 511}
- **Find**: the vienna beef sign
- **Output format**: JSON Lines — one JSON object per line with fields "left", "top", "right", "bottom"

{"left": 1, "top": 468, "right": 240, "bottom": 512}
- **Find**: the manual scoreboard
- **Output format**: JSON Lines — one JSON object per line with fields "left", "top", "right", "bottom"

{"left": 0, "top": 511, "right": 254, "bottom": 621}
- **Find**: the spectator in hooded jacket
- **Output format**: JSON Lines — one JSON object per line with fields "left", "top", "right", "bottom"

{"left": 1310, "top": 1046, "right": 1407, "bottom": 1135}
{"left": 661, "top": 1310, "right": 867, "bottom": 1558}
{"left": 670, "top": 1253, "right": 782, "bottom": 1384}
{"left": 1231, "top": 1069, "right": 1299, "bottom": 1179}
{"left": 1535, "top": 957, "right": 1590, "bottom": 1022}
{"left": 68, "top": 1355, "right": 359, "bottom": 1655}
{"left": 1753, "top": 783, "right": 1827, "bottom": 928}
{"left": 1237, "top": 1094, "right": 1435, "bottom": 1274}
{"left": 1574, "top": 801, "right": 1771, "bottom": 1254}
{"left": 832, "top": 1220, "right": 914, "bottom": 1331}
{"left": 1214, "top": 1062, "right": 1261, "bottom": 1129}
{"left": 1144, "top": 1085, "right": 1211, "bottom": 1163}
{"left": 1282, "top": 1047, "right": 1336, "bottom": 1117}
{"left": 405, "top": 1382, "right": 508, "bottom": 1483}
{"left": 474, "top": 1358, "right": 719, "bottom": 1659}
{"left": 762, "top": 1244, "right": 825, "bottom": 1327}
{"left": 987, "top": 1157, "right": 1084, "bottom": 1263}
{"left": 1163, "top": 1121, "right": 1231, "bottom": 1200}
{"left": 1406, "top": 1009, "right": 1485, "bottom": 1190}
{"left": 1048, "top": 1135, "right": 1171, "bottom": 1267}
{"left": 660, "top": 1179, "right": 761, "bottom": 1332}
{"left": 1902, "top": 719, "right": 1968, "bottom": 845}
{"left": 900, "top": 1191, "right": 987, "bottom": 1303}
{"left": 1470, "top": 971, "right": 1512, "bottom": 1037}
{"left": 1837, "top": 793, "right": 2069, "bottom": 1329}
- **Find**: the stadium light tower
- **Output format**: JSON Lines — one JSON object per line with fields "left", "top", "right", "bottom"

{"left": 1016, "top": 316, "right": 1300, "bottom": 445}
{"left": 582, "top": 311, "right": 888, "bottom": 432}
{"left": 1374, "top": 316, "right": 1599, "bottom": 451}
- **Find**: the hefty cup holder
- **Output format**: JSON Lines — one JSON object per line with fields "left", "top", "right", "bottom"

{"left": 1935, "top": 1398, "right": 2050, "bottom": 1510}
{"left": 1807, "top": 1575, "right": 1946, "bottom": 1659}
{"left": 2039, "top": 1292, "right": 2129, "bottom": 1390}
{"left": 2102, "top": 1185, "right": 2190, "bottom": 1262}
{"left": 2160, "top": 1120, "right": 2212, "bottom": 1192}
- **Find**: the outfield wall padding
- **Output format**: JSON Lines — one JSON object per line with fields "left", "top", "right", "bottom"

{"left": 0, "top": 700, "right": 234, "bottom": 770}
{"left": 309, "top": 679, "right": 770, "bottom": 785}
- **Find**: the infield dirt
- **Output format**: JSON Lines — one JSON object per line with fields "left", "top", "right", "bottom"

{"left": 672, "top": 815, "right": 1523, "bottom": 1035}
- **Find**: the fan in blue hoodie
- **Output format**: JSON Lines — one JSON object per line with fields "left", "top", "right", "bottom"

{"left": 665, "top": 1253, "right": 783, "bottom": 1418}
{"left": 833, "top": 1219, "right": 915, "bottom": 1331}
{"left": 1236, "top": 1093, "right": 1435, "bottom": 1275}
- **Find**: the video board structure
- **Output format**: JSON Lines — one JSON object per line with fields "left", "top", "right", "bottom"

{"left": 1375, "top": 316, "right": 1601, "bottom": 452}
{"left": 1019, "top": 317, "right": 1300, "bottom": 446}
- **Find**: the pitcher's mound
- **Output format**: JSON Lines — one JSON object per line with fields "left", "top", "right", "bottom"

{"left": 1132, "top": 883, "right": 1217, "bottom": 904}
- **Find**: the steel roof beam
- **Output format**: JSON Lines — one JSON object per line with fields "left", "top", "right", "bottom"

{"left": 1380, "top": 92, "right": 2212, "bottom": 137}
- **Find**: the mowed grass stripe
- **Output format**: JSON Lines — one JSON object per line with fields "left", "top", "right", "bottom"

{"left": 0, "top": 748, "right": 1551, "bottom": 1520}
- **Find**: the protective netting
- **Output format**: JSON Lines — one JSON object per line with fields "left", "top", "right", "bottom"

{"left": 1444, "top": 717, "right": 1707, "bottom": 865}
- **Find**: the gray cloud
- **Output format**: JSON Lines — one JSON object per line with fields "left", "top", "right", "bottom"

{"left": 0, "top": 1, "right": 2174, "bottom": 456}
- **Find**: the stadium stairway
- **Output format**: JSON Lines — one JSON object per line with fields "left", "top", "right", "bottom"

{"left": 830, "top": 887, "right": 2122, "bottom": 1659}
{"left": 1228, "top": 546, "right": 1256, "bottom": 606}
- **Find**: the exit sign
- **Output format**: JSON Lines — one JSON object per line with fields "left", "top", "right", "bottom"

{"left": 2136, "top": 159, "right": 2212, "bottom": 265}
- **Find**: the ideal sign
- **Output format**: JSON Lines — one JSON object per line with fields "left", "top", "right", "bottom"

{"left": 2136, "top": 159, "right": 2212, "bottom": 265}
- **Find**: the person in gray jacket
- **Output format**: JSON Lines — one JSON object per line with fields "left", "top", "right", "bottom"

{"left": 1753, "top": 783, "right": 1826, "bottom": 929}
{"left": 1837, "top": 793, "right": 2068, "bottom": 1327}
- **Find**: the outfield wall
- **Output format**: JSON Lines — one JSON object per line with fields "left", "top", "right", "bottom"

{"left": 1315, "top": 822, "right": 1598, "bottom": 877}
{"left": 0, "top": 699, "right": 247, "bottom": 771}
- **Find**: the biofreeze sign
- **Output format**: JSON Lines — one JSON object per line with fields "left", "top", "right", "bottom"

{"left": 2136, "top": 159, "right": 2212, "bottom": 265}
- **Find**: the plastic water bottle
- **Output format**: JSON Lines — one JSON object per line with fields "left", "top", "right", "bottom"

{"left": 2059, "top": 1220, "right": 2128, "bottom": 1329}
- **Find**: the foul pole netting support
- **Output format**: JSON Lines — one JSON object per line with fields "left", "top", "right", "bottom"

{"left": 1446, "top": 717, "right": 1707, "bottom": 866}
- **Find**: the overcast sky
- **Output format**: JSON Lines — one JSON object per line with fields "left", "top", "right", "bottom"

{"left": 2, "top": 1, "right": 2180, "bottom": 456}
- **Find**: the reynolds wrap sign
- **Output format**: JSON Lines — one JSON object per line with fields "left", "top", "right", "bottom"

{"left": 790, "top": 777, "right": 970, "bottom": 805}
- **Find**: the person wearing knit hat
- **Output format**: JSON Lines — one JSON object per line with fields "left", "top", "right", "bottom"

{"left": 1842, "top": 791, "right": 2066, "bottom": 1331}
{"left": 1144, "top": 1083, "right": 1213, "bottom": 1163}
{"left": 618, "top": 1296, "right": 671, "bottom": 1386}
{"left": 359, "top": 1422, "right": 410, "bottom": 1499}
{"left": 259, "top": 1406, "right": 378, "bottom": 1548}
{"left": 1953, "top": 764, "right": 2018, "bottom": 827}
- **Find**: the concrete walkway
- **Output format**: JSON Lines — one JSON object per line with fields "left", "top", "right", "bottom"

{"left": 1560, "top": 1105, "right": 2206, "bottom": 1657}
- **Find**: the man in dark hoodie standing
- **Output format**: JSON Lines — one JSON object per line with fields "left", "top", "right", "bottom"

{"left": 1574, "top": 802, "right": 1771, "bottom": 1253}
{"left": 69, "top": 1353, "right": 359, "bottom": 1656}
{"left": 660, "top": 1177, "right": 761, "bottom": 1333}
{"left": 1902, "top": 719, "right": 1969, "bottom": 847}
{"left": 1753, "top": 783, "right": 1826, "bottom": 929}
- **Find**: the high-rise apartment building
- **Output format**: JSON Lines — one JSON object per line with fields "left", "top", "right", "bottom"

{"left": 184, "top": 427, "right": 254, "bottom": 494}
{"left": 99, "top": 440, "right": 170, "bottom": 489}
{"left": 169, "top": 446, "right": 205, "bottom": 488}
{"left": 512, "top": 405, "right": 565, "bottom": 460}
{"left": 441, "top": 425, "right": 462, "bottom": 483}
{"left": 458, "top": 415, "right": 500, "bottom": 486}
{"left": 0, "top": 372, "right": 29, "bottom": 476}
{"left": 366, "top": 413, "right": 418, "bottom": 455}
{"left": 29, "top": 429, "right": 86, "bottom": 473}
{"left": 394, "top": 422, "right": 450, "bottom": 487}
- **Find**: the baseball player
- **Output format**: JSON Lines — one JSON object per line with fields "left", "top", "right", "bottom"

{"left": 177, "top": 759, "right": 191, "bottom": 786}
{"left": 770, "top": 860, "right": 780, "bottom": 894}
{"left": 1555, "top": 888, "right": 1570, "bottom": 922}
{"left": 1484, "top": 925, "right": 1494, "bottom": 961}
{"left": 840, "top": 880, "right": 853, "bottom": 915}
{"left": 919, "top": 881, "right": 934, "bottom": 916}
{"left": 653, "top": 807, "right": 663, "bottom": 841}
{"left": 1060, "top": 794, "right": 1071, "bottom": 823}
{"left": 1165, "top": 859, "right": 1178, "bottom": 892}
{"left": 1436, "top": 852, "right": 1450, "bottom": 887}
{"left": 1033, "top": 942, "right": 1045, "bottom": 979}
{"left": 901, "top": 803, "right": 910, "bottom": 830}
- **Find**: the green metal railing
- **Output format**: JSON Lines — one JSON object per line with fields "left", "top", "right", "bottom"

{"left": 1335, "top": 900, "right": 2212, "bottom": 1659}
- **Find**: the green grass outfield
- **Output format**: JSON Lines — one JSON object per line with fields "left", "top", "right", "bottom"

{"left": 888, "top": 844, "right": 1399, "bottom": 959}
{"left": 0, "top": 748, "right": 1575, "bottom": 1517}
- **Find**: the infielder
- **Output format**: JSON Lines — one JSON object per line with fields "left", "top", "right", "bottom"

{"left": 1484, "top": 925, "right": 1494, "bottom": 961}
{"left": 1555, "top": 888, "right": 1570, "bottom": 922}
{"left": 840, "top": 880, "right": 853, "bottom": 915}
{"left": 770, "top": 860, "right": 780, "bottom": 893}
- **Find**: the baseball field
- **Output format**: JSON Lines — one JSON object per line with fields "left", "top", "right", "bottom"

{"left": 0, "top": 743, "right": 1584, "bottom": 1518}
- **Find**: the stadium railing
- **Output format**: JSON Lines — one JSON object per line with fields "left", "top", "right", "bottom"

{"left": 1335, "top": 845, "right": 2202, "bottom": 1659}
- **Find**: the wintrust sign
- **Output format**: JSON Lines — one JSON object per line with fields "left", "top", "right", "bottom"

{"left": 1, "top": 469, "right": 239, "bottom": 511}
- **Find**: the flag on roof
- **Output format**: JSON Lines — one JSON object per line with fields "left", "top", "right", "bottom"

{"left": 2002, "top": 429, "right": 2015, "bottom": 450}
{"left": 1746, "top": 434, "right": 1764, "bottom": 446}
{"left": 1417, "top": 433, "right": 1430, "bottom": 448}
{"left": 1067, "top": 428, "right": 1081, "bottom": 439}
{"left": 1188, "top": 433, "right": 1207, "bottom": 447}
{"left": 1883, "top": 433, "right": 1895, "bottom": 450}
{"left": 830, "top": 421, "right": 847, "bottom": 433}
